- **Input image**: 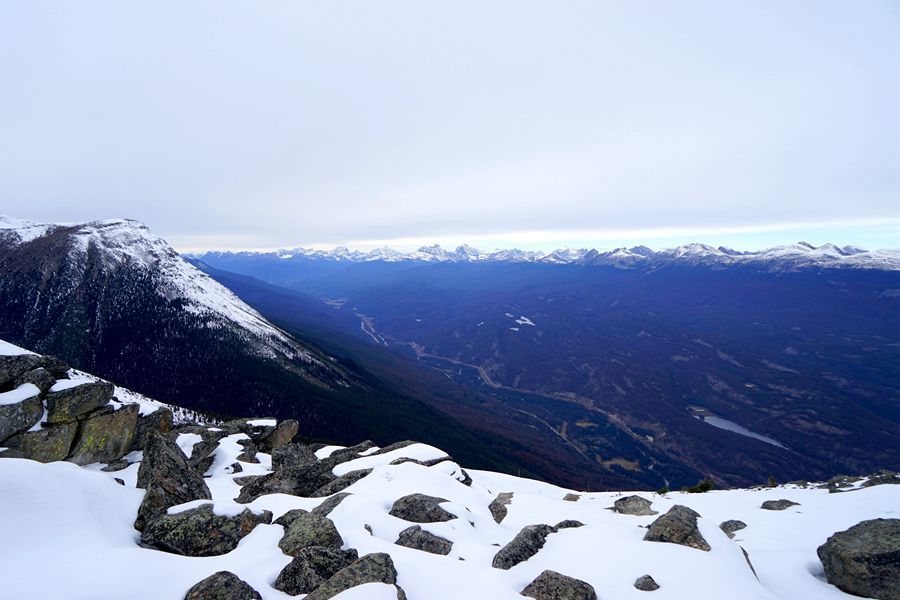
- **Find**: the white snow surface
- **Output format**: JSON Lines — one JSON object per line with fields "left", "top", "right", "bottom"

{"left": 0, "top": 383, "right": 40, "bottom": 406}
{"left": 0, "top": 339, "right": 34, "bottom": 356}
{"left": 1, "top": 432, "right": 898, "bottom": 600}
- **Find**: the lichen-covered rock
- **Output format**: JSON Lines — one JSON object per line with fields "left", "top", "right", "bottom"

{"left": 0, "top": 384, "right": 43, "bottom": 443}
{"left": 258, "top": 419, "right": 299, "bottom": 452}
{"left": 817, "top": 518, "right": 900, "bottom": 600}
{"left": 719, "top": 520, "right": 747, "bottom": 538}
{"left": 142, "top": 503, "right": 272, "bottom": 557}
{"left": 389, "top": 493, "right": 455, "bottom": 523}
{"left": 278, "top": 511, "right": 344, "bottom": 557}
{"left": 304, "top": 553, "right": 402, "bottom": 600}
{"left": 761, "top": 499, "right": 799, "bottom": 511}
{"left": 1, "top": 421, "right": 78, "bottom": 462}
{"left": 45, "top": 381, "right": 113, "bottom": 424}
{"left": 67, "top": 404, "right": 139, "bottom": 466}
{"left": 311, "top": 493, "right": 352, "bottom": 517}
{"left": 185, "top": 429, "right": 228, "bottom": 476}
{"left": 183, "top": 571, "right": 261, "bottom": 600}
{"left": 15, "top": 367, "right": 56, "bottom": 394}
{"left": 643, "top": 505, "right": 710, "bottom": 551}
{"left": 489, "top": 492, "right": 514, "bottom": 524}
{"left": 131, "top": 407, "right": 173, "bottom": 451}
{"left": 236, "top": 461, "right": 336, "bottom": 504}
{"left": 271, "top": 443, "right": 317, "bottom": 471}
{"left": 520, "top": 570, "right": 597, "bottom": 600}
{"left": 0, "top": 354, "right": 67, "bottom": 388}
{"left": 273, "top": 547, "right": 359, "bottom": 596}
{"left": 492, "top": 524, "right": 558, "bottom": 569}
{"left": 312, "top": 469, "right": 372, "bottom": 497}
{"left": 134, "top": 430, "right": 211, "bottom": 531}
{"left": 634, "top": 574, "right": 660, "bottom": 591}
{"left": 396, "top": 525, "right": 453, "bottom": 555}
{"left": 612, "top": 495, "right": 658, "bottom": 516}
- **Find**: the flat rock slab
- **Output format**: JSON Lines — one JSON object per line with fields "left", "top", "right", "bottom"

{"left": 46, "top": 381, "right": 113, "bottom": 424}
{"left": 521, "top": 570, "right": 597, "bottom": 600}
{"left": 184, "top": 571, "right": 261, "bottom": 600}
{"left": 817, "top": 518, "right": 900, "bottom": 600}
{"left": 0, "top": 387, "right": 44, "bottom": 443}
{"left": 643, "top": 505, "right": 710, "bottom": 551}
{"left": 1, "top": 421, "right": 78, "bottom": 463}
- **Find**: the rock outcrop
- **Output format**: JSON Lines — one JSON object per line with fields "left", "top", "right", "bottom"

{"left": 643, "top": 505, "right": 710, "bottom": 551}
{"left": 817, "top": 518, "right": 900, "bottom": 600}
{"left": 521, "top": 570, "right": 597, "bottom": 600}
{"left": 45, "top": 382, "right": 113, "bottom": 424}
{"left": 304, "top": 553, "right": 404, "bottom": 600}
{"left": 0, "top": 384, "right": 43, "bottom": 441}
{"left": 273, "top": 547, "right": 359, "bottom": 596}
{"left": 142, "top": 503, "right": 272, "bottom": 556}
{"left": 67, "top": 403, "right": 140, "bottom": 466}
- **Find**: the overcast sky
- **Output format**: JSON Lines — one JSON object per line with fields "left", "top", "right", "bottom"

{"left": 1, "top": 1, "right": 898, "bottom": 251}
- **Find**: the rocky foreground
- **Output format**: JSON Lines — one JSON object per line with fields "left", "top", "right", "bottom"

{"left": 1, "top": 341, "right": 899, "bottom": 600}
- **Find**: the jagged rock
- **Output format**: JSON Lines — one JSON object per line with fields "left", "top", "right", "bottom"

{"left": 0, "top": 384, "right": 43, "bottom": 443}
{"left": 275, "top": 508, "right": 310, "bottom": 528}
{"left": 228, "top": 462, "right": 242, "bottom": 473}
{"left": 273, "top": 547, "right": 360, "bottom": 596}
{"left": 720, "top": 520, "right": 747, "bottom": 538}
{"left": 612, "top": 495, "right": 658, "bottom": 516}
{"left": 103, "top": 459, "right": 131, "bottom": 472}
{"left": 142, "top": 503, "right": 272, "bottom": 557}
{"left": 389, "top": 456, "right": 452, "bottom": 467}
{"left": 554, "top": 520, "right": 584, "bottom": 529}
{"left": 563, "top": 493, "right": 581, "bottom": 502}
{"left": 181, "top": 428, "right": 228, "bottom": 475}
{"left": 643, "top": 505, "right": 710, "bottom": 551}
{"left": 369, "top": 440, "right": 417, "bottom": 455}
{"left": 458, "top": 468, "right": 473, "bottom": 486}
{"left": 45, "top": 381, "right": 113, "bottom": 424}
{"left": 0, "top": 354, "right": 67, "bottom": 387}
{"left": 742, "top": 547, "right": 758, "bottom": 579}
{"left": 183, "top": 571, "right": 261, "bottom": 600}
{"left": 862, "top": 472, "right": 900, "bottom": 487}
{"left": 67, "top": 404, "right": 139, "bottom": 465}
{"left": 761, "top": 499, "right": 799, "bottom": 511}
{"left": 521, "top": 570, "right": 597, "bottom": 600}
{"left": 322, "top": 441, "right": 377, "bottom": 467}
{"left": 304, "top": 553, "right": 403, "bottom": 600}
{"left": 236, "top": 438, "right": 260, "bottom": 464}
{"left": 817, "top": 518, "right": 900, "bottom": 600}
{"left": 236, "top": 461, "right": 336, "bottom": 503}
{"left": 489, "top": 492, "right": 514, "bottom": 524}
{"left": 258, "top": 419, "right": 299, "bottom": 452}
{"left": 221, "top": 418, "right": 276, "bottom": 441}
{"left": 312, "top": 469, "right": 372, "bottom": 497}
{"left": 233, "top": 474, "right": 263, "bottom": 487}
{"left": 15, "top": 367, "right": 56, "bottom": 394}
{"left": 131, "top": 408, "right": 173, "bottom": 451}
{"left": 271, "top": 443, "right": 317, "bottom": 471}
{"left": 492, "top": 524, "right": 558, "bottom": 569}
{"left": 389, "top": 493, "right": 455, "bottom": 523}
{"left": 278, "top": 511, "right": 344, "bottom": 556}
{"left": 1, "top": 421, "right": 78, "bottom": 462}
{"left": 312, "top": 493, "right": 352, "bottom": 517}
{"left": 395, "top": 525, "right": 453, "bottom": 555}
{"left": 135, "top": 430, "right": 212, "bottom": 531}
{"left": 634, "top": 574, "right": 660, "bottom": 591}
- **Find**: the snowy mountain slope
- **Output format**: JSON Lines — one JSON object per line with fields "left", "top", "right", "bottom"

{"left": 0, "top": 340, "right": 897, "bottom": 600}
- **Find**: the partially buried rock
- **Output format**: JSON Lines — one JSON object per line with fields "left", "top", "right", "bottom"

{"left": 273, "top": 547, "right": 359, "bottom": 596}
{"left": 236, "top": 461, "right": 335, "bottom": 503}
{"left": 278, "top": 511, "right": 344, "bottom": 556}
{"left": 634, "top": 575, "right": 660, "bottom": 591}
{"left": 271, "top": 442, "right": 317, "bottom": 471}
{"left": 304, "top": 553, "right": 404, "bottom": 600}
{"left": 761, "top": 499, "right": 799, "bottom": 511}
{"left": 817, "top": 518, "right": 900, "bottom": 600}
{"left": 643, "top": 505, "right": 710, "bottom": 551}
{"left": 395, "top": 525, "right": 453, "bottom": 555}
{"left": 612, "top": 495, "right": 658, "bottom": 516}
{"left": 67, "top": 403, "right": 139, "bottom": 466}
{"left": 134, "top": 430, "right": 211, "bottom": 531}
{"left": 1, "top": 421, "right": 78, "bottom": 462}
{"left": 131, "top": 407, "right": 173, "bottom": 451}
{"left": 184, "top": 571, "right": 261, "bottom": 600}
{"left": 719, "top": 520, "right": 747, "bottom": 538}
{"left": 311, "top": 493, "right": 352, "bottom": 517}
{"left": 311, "top": 468, "right": 372, "bottom": 497}
{"left": 554, "top": 520, "right": 584, "bottom": 529}
{"left": 521, "top": 570, "right": 597, "bottom": 600}
{"left": 0, "top": 384, "right": 44, "bottom": 443}
{"left": 45, "top": 381, "right": 113, "bottom": 424}
{"left": 492, "top": 524, "right": 558, "bottom": 569}
{"left": 489, "top": 492, "right": 514, "bottom": 524}
{"left": 258, "top": 418, "right": 299, "bottom": 452}
{"left": 15, "top": 367, "right": 56, "bottom": 394}
{"left": 389, "top": 493, "right": 455, "bottom": 523}
{"left": 143, "top": 503, "right": 272, "bottom": 556}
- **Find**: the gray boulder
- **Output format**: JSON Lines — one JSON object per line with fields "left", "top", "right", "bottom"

{"left": 311, "top": 493, "right": 352, "bottom": 517}
{"left": 236, "top": 461, "right": 336, "bottom": 503}
{"left": 719, "top": 520, "right": 747, "bottom": 538}
{"left": 46, "top": 381, "right": 113, "bottom": 424}
{"left": 273, "top": 547, "right": 359, "bottom": 596}
{"left": 761, "top": 499, "right": 799, "bottom": 511}
{"left": 0, "top": 354, "right": 67, "bottom": 387}
{"left": 521, "top": 570, "right": 597, "bottom": 600}
{"left": 312, "top": 469, "right": 372, "bottom": 497}
{"left": 131, "top": 408, "right": 173, "bottom": 451}
{"left": 135, "top": 430, "right": 212, "bottom": 531}
{"left": 396, "top": 525, "right": 453, "bottom": 555}
{"left": 643, "top": 505, "right": 710, "bottom": 551}
{"left": 817, "top": 518, "right": 900, "bottom": 600}
{"left": 612, "top": 495, "right": 658, "bottom": 516}
{"left": 67, "top": 404, "right": 139, "bottom": 465}
{"left": 184, "top": 571, "right": 261, "bottom": 600}
{"left": 0, "top": 384, "right": 44, "bottom": 443}
{"left": 389, "top": 493, "right": 455, "bottom": 523}
{"left": 278, "top": 511, "right": 344, "bottom": 557}
{"left": 634, "top": 575, "right": 660, "bottom": 591}
{"left": 304, "top": 553, "right": 404, "bottom": 600}
{"left": 15, "top": 367, "right": 56, "bottom": 394}
{"left": 1, "top": 421, "right": 78, "bottom": 462}
{"left": 142, "top": 503, "right": 272, "bottom": 557}
{"left": 258, "top": 419, "right": 299, "bottom": 452}
{"left": 493, "top": 524, "right": 558, "bottom": 569}
{"left": 271, "top": 442, "right": 317, "bottom": 471}
{"left": 489, "top": 492, "right": 514, "bottom": 524}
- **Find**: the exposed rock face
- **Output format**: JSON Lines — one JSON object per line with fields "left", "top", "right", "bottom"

{"left": 67, "top": 404, "right": 139, "bottom": 465}
{"left": 312, "top": 469, "right": 372, "bottom": 497}
{"left": 492, "top": 524, "right": 558, "bottom": 569}
{"left": 0, "top": 354, "right": 67, "bottom": 388}
{"left": 135, "top": 430, "right": 212, "bottom": 531}
{"left": 389, "top": 493, "right": 455, "bottom": 523}
{"left": 817, "top": 518, "right": 900, "bottom": 600}
{"left": 489, "top": 492, "right": 514, "bottom": 524}
{"left": 862, "top": 472, "right": 900, "bottom": 488}
{"left": 15, "top": 367, "right": 56, "bottom": 394}
{"left": 2, "top": 421, "right": 78, "bottom": 462}
{"left": 131, "top": 408, "right": 173, "bottom": 451}
{"left": 0, "top": 385, "right": 43, "bottom": 442}
{"left": 311, "top": 493, "right": 352, "bottom": 517}
{"left": 634, "top": 575, "right": 660, "bottom": 591}
{"left": 273, "top": 547, "right": 359, "bottom": 596}
{"left": 396, "top": 525, "right": 453, "bottom": 555}
{"left": 278, "top": 512, "right": 344, "bottom": 557}
{"left": 183, "top": 571, "right": 261, "bottom": 600}
{"left": 142, "top": 504, "right": 272, "bottom": 557}
{"left": 45, "top": 382, "right": 113, "bottom": 424}
{"left": 520, "top": 570, "right": 597, "bottom": 600}
{"left": 304, "top": 553, "right": 403, "bottom": 600}
{"left": 643, "top": 505, "right": 710, "bottom": 551}
{"left": 761, "top": 499, "right": 800, "bottom": 511}
{"left": 720, "top": 520, "right": 748, "bottom": 538}
{"left": 258, "top": 419, "right": 299, "bottom": 452}
{"left": 612, "top": 495, "right": 658, "bottom": 516}
{"left": 271, "top": 443, "right": 318, "bottom": 471}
